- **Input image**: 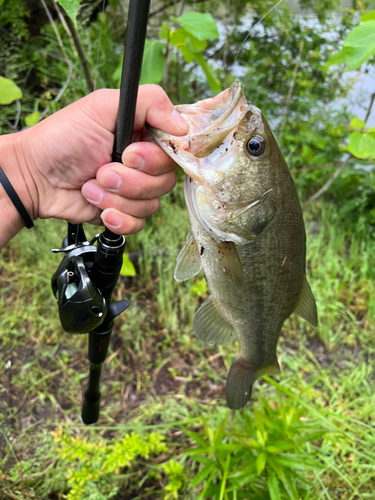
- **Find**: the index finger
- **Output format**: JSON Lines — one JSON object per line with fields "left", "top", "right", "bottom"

{"left": 134, "top": 85, "right": 188, "bottom": 135}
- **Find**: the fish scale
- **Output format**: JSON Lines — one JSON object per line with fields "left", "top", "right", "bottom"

{"left": 149, "top": 82, "right": 318, "bottom": 410}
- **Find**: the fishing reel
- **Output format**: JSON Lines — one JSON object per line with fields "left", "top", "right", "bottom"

{"left": 51, "top": 223, "right": 130, "bottom": 424}
{"left": 51, "top": 223, "right": 129, "bottom": 334}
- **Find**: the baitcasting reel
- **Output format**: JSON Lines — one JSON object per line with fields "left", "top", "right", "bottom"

{"left": 51, "top": 223, "right": 130, "bottom": 423}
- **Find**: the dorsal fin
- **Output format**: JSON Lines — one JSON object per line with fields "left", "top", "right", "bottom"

{"left": 193, "top": 295, "right": 237, "bottom": 345}
{"left": 174, "top": 231, "right": 202, "bottom": 282}
{"left": 294, "top": 278, "right": 318, "bottom": 326}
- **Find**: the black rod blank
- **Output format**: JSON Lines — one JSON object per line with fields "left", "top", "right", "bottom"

{"left": 105, "top": 0, "right": 151, "bottom": 241}
{"left": 112, "top": 0, "right": 151, "bottom": 163}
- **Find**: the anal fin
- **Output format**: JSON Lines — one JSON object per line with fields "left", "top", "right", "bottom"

{"left": 193, "top": 295, "right": 237, "bottom": 345}
{"left": 294, "top": 278, "right": 318, "bottom": 327}
{"left": 174, "top": 230, "right": 202, "bottom": 282}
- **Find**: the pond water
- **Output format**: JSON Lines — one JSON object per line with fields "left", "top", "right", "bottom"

{"left": 286, "top": 0, "right": 375, "bottom": 127}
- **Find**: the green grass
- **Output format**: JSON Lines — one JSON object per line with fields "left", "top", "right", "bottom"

{"left": 0, "top": 188, "right": 374, "bottom": 499}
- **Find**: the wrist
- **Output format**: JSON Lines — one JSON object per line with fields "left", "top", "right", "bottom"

{"left": 0, "top": 132, "right": 38, "bottom": 247}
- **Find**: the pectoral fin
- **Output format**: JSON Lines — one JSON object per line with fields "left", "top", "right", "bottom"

{"left": 174, "top": 231, "right": 202, "bottom": 282}
{"left": 193, "top": 295, "right": 237, "bottom": 345}
{"left": 294, "top": 278, "right": 318, "bottom": 327}
{"left": 225, "top": 189, "right": 276, "bottom": 241}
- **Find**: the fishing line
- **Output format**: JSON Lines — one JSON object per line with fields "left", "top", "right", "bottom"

{"left": 233, "top": 0, "right": 284, "bottom": 66}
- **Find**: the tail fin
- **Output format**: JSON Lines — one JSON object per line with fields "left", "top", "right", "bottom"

{"left": 225, "top": 356, "right": 280, "bottom": 410}
{"left": 225, "top": 356, "right": 257, "bottom": 410}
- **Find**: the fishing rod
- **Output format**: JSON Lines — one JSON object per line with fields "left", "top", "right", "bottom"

{"left": 51, "top": 0, "right": 151, "bottom": 425}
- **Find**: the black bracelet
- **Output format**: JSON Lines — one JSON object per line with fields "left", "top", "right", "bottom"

{"left": 0, "top": 165, "right": 34, "bottom": 229}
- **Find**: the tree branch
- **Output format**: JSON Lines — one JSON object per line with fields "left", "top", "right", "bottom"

{"left": 177, "top": 0, "right": 186, "bottom": 16}
{"left": 40, "top": 0, "right": 73, "bottom": 114}
{"left": 52, "top": 0, "right": 77, "bottom": 56}
{"left": 63, "top": 15, "right": 95, "bottom": 93}
{"left": 0, "top": 100, "right": 21, "bottom": 132}
{"left": 302, "top": 156, "right": 351, "bottom": 210}
{"left": 150, "top": 0, "right": 210, "bottom": 18}
{"left": 365, "top": 92, "right": 375, "bottom": 123}
{"left": 290, "top": 162, "right": 339, "bottom": 174}
{"left": 40, "top": 0, "right": 69, "bottom": 61}
{"left": 279, "top": 39, "right": 304, "bottom": 144}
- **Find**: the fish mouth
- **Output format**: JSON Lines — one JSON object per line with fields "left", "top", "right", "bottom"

{"left": 174, "top": 81, "right": 244, "bottom": 136}
{"left": 148, "top": 82, "right": 248, "bottom": 178}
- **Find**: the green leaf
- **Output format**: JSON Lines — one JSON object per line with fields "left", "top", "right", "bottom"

{"left": 184, "top": 453, "right": 211, "bottom": 465}
{"left": 178, "top": 44, "right": 196, "bottom": 63}
{"left": 24, "top": 112, "right": 40, "bottom": 127}
{"left": 184, "top": 430, "right": 209, "bottom": 448}
{"left": 327, "top": 20, "right": 375, "bottom": 70}
{"left": 160, "top": 21, "right": 170, "bottom": 40}
{"left": 327, "top": 46, "right": 354, "bottom": 67}
{"left": 120, "top": 254, "right": 136, "bottom": 277}
{"left": 170, "top": 12, "right": 219, "bottom": 41}
{"left": 170, "top": 27, "right": 206, "bottom": 51}
{"left": 282, "top": 469, "right": 299, "bottom": 500}
{"left": 0, "top": 0, "right": 5, "bottom": 5}
{"left": 270, "top": 440, "right": 296, "bottom": 451}
{"left": 362, "top": 10, "right": 375, "bottom": 21}
{"left": 183, "top": 446, "right": 211, "bottom": 456}
{"left": 56, "top": 0, "right": 81, "bottom": 26}
{"left": 191, "top": 462, "right": 216, "bottom": 487}
{"left": 348, "top": 132, "right": 375, "bottom": 159}
{"left": 246, "top": 438, "right": 262, "bottom": 449}
{"left": 265, "top": 445, "right": 283, "bottom": 454}
{"left": 267, "top": 456, "right": 298, "bottom": 500}
{"left": 267, "top": 469, "right": 281, "bottom": 500}
{"left": 275, "top": 453, "right": 322, "bottom": 470}
{"left": 140, "top": 40, "right": 165, "bottom": 85}
{"left": 296, "top": 430, "right": 327, "bottom": 443}
{"left": 256, "top": 451, "right": 267, "bottom": 475}
{"left": 343, "top": 21, "right": 375, "bottom": 69}
{"left": 0, "top": 77, "right": 22, "bottom": 104}
{"left": 350, "top": 116, "right": 366, "bottom": 129}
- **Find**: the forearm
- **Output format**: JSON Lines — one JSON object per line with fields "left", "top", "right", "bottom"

{"left": 0, "top": 132, "right": 36, "bottom": 249}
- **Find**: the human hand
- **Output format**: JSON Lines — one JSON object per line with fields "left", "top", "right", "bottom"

{"left": 3, "top": 85, "right": 188, "bottom": 235}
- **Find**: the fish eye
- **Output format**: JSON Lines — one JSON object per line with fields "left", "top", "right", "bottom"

{"left": 246, "top": 135, "right": 265, "bottom": 157}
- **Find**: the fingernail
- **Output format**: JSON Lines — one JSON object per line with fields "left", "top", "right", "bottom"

{"left": 123, "top": 153, "right": 145, "bottom": 170}
{"left": 101, "top": 172, "right": 121, "bottom": 191}
{"left": 101, "top": 210, "right": 122, "bottom": 228}
{"left": 82, "top": 183, "right": 103, "bottom": 203}
{"left": 172, "top": 110, "right": 188, "bottom": 131}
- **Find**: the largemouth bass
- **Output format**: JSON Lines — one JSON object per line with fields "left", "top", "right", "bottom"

{"left": 149, "top": 82, "right": 317, "bottom": 410}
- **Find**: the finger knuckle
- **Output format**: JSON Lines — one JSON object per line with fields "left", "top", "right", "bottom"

{"left": 127, "top": 217, "right": 145, "bottom": 234}
{"left": 132, "top": 183, "right": 144, "bottom": 199}
{"left": 145, "top": 198, "right": 160, "bottom": 215}
{"left": 152, "top": 198, "right": 160, "bottom": 212}
{"left": 152, "top": 86, "right": 170, "bottom": 108}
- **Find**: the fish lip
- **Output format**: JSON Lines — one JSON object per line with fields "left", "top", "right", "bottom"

{"left": 148, "top": 81, "right": 245, "bottom": 141}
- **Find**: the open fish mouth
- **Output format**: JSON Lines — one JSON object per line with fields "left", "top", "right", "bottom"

{"left": 148, "top": 82, "right": 249, "bottom": 178}
{"left": 173, "top": 81, "right": 245, "bottom": 135}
